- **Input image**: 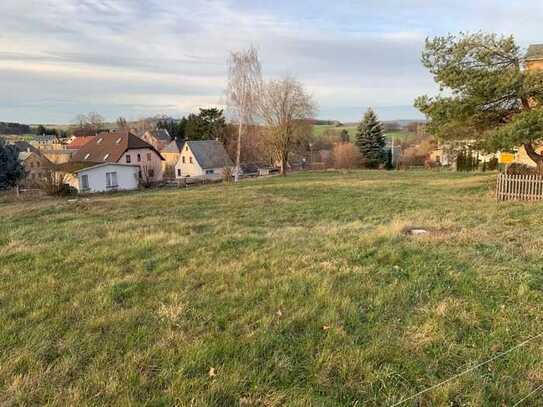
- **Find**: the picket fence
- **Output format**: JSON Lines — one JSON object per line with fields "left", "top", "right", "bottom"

{"left": 496, "top": 173, "right": 543, "bottom": 201}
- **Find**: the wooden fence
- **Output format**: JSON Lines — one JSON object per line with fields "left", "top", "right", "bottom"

{"left": 496, "top": 173, "right": 543, "bottom": 201}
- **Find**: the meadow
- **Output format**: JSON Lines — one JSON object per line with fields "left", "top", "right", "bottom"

{"left": 2, "top": 171, "right": 543, "bottom": 405}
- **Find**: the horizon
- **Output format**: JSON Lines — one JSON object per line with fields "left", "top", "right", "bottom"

{"left": 2, "top": 1, "right": 543, "bottom": 124}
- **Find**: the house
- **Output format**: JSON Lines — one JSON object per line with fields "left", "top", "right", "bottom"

{"left": 31, "top": 134, "right": 66, "bottom": 151}
{"left": 71, "top": 130, "right": 165, "bottom": 183}
{"left": 140, "top": 129, "right": 172, "bottom": 151}
{"left": 72, "top": 163, "right": 140, "bottom": 193}
{"left": 526, "top": 44, "right": 543, "bottom": 71}
{"left": 512, "top": 44, "right": 543, "bottom": 167}
{"left": 17, "top": 150, "right": 52, "bottom": 186}
{"left": 174, "top": 140, "right": 233, "bottom": 181}
{"left": 160, "top": 138, "right": 185, "bottom": 179}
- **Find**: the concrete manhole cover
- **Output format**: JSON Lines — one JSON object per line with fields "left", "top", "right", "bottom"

{"left": 402, "top": 226, "right": 430, "bottom": 236}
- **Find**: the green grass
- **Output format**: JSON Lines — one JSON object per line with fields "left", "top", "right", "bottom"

{"left": 312, "top": 125, "right": 415, "bottom": 142}
{"left": 2, "top": 171, "right": 543, "bottom": 405}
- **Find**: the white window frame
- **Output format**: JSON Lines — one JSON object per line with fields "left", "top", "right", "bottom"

{"left": 106, "top": 171, "right": 118, "bottom": 189}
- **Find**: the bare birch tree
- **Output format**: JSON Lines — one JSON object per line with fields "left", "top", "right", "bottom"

{"left": 226, "top": 46, "right": 262, "bottom": 182}
{"left": 259, "top": 77, "right": 316, "bottom": 176}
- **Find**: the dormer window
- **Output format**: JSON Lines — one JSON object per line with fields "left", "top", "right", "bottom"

{"left": 115, "top": 138, "right": 122, "bottom": 144}
{"left": 97, "top": 138, "right": 103, "bottom": 144}
{"left": 104, "top": 153, "right": 110, "bottom": 160}
{"left": 84, "top": 153, "right": 90, "bottom": 160}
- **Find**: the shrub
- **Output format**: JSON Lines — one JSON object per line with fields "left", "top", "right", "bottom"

{"left": 332, "top": 143, "right": 360, "bottom": 169}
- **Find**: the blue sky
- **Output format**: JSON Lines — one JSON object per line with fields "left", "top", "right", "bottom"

{"left": 1, "top": 0, "right": 542, "bottom": 124}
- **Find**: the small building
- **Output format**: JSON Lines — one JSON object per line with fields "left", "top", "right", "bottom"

{"left": 174, "top": 140, "right": 233, "bottom": 181}
{"left": 72, "top": 163, "right": 140, "bottom": 193}
{"left": 18, "top": 150, "right": 52, "bottom": 186}
{"left": 71, "top": 130, "right": 165, "bottom": 183}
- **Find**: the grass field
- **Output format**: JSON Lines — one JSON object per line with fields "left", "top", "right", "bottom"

{"left": 312, "top": 125, "right": 415, "bottom": 142}
{"left": 2, "top": 171, "right": 543, "bottom": 405}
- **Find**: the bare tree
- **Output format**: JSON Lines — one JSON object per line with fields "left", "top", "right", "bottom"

{"left": 259, "top": 77, "right": 317, "bottom": 176}
{"left": 116, "top": 117, "right": 129, "bottom": 130}
{"left": 87, "top": 112, "right": 105, "bottom": 130}
{"left": 226, "top": 46, "right": 262, "bottom": 182}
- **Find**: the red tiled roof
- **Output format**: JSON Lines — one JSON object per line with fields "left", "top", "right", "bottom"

{"left": 67, "top": 136, "right": 96, "bottom": 150}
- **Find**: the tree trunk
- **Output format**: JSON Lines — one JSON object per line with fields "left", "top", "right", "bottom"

{"left": 524, "top": 143, "right": 543, "bottom": 175}
{"left": 235, "top": 120, "right": 242, "bottom": 182}
{"left": 281, "top": 151, "right": 288, "bottom": 176}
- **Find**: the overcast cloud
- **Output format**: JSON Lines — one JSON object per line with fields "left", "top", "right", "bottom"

{"left": 1, "top": 0, "right": 543, "bottom": 123}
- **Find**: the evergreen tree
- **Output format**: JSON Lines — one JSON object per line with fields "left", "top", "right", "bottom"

{"left": 0, "top": 138, "right": 24, "bottom": 189}
{"left": 355, "top": 108, "right": 386, "bottom": 168}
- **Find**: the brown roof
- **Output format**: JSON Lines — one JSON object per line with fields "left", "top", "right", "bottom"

{"left": 71, "top": 131, "right": 164, "bottom": 163}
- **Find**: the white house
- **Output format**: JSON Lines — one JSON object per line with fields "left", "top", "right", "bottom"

{"left": 175, "top": 140, "right": 233, "bottom": 181}
{"left": 72, "top": 163, "right": 140, "bottom": 193}
{"left": 71, "top": 130, "right": 165, "bottom": 183}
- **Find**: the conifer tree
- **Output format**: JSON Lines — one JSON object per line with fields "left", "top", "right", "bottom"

{"left": 355, "top": 108, "right": 386, "bottom": 168}
{"left": 0, "top": 138, "right": 24, "bottom": 189}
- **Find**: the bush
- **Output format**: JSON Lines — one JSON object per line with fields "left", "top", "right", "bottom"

{"left": 332, "top": 143, "right": 360, "bottom": 169}
{"left": 39, "top": 170, "right": 77, "bottom": 196}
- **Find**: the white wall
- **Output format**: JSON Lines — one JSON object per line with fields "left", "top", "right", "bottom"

{"left": 175, "top": 144, "right": 205, "bottom": 178}
{"left": 77, "top": 164, "right": 139, "bottom": 193}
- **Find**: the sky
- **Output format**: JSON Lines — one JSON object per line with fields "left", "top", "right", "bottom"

{"left": 1, "top": 0, "right": 543, "bottom": 124}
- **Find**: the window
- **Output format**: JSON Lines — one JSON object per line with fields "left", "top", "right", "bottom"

{"left": 97, "top": 138, "right": 103, "bottom": 144}
{"left": 37, "top": 161, "right": 40, "bottom": 168}
{"left": 106, "top": 172, "right": 118, "bottom": 189}
{"left": 189, "top": 157, "right": 193, "bottom": 164}
{"left": 30, "top": 162, "right": 34, "bottom": 168}
{"left": 182, "top": 156, "right": 185, "bottom": 164}
{"left": 148, "top": 169, "right": 155, "bottom": 178}
{"left": 104, "top": 153, "right": 110, "bottom": 160}
{"left": 147, "top": 153, "right": 152, "bottom": 161}
{"left": 81, "top": 174, "right": 89, "bottom": 190}
{"left": 205, "top": 169, "right": 214, "bottom": 175}
{"left": 126, "top": 154, "right": 131, "bottom": 163}
{"left": 116, "top": 137, "right": 122, "bottom": 144}
{"left": 177, "top": 169, "right": 181, "bottom": 176}
{"left": 84, "top": 153, "right": 90, "bottom": 160}
{"left": 137, "top": 153, "right": 141, "bottom": 162}
{"left": 185, "top": 146, "right": 188, "bottom": 151}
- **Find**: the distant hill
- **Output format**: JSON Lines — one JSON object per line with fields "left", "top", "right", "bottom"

{"left": 0, "top": 122, "right": 31, "bottom": 135}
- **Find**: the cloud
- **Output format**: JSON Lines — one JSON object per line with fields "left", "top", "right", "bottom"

{"left": 1, "top": 0, "right": 542, "bottom": 123}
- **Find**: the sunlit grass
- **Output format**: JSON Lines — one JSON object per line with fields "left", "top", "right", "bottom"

{"left": 2, "top": 170, "right": 543, "bottom": 405}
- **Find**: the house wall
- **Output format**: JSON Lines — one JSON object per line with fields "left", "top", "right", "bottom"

{"left": 118, "top": 148, "right": 164, "bottom": 182}
{"left": 41, "top": 150, "right": 73, "bottom": 164}
{"left": 161, "top": 151, "right": 180, "bottom": 179}
{"left": 21, "top": 155, "right": 50, "bottom": 186}
{"left": 174, "top": 145, "right": 205, "bottom": 178}
{"left": 76, "top": 164, "right": 139, "bottom": 193}
{"left": 527, "top": 60, "right": 543, "bottom": 71}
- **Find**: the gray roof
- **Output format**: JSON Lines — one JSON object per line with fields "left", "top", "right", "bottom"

{"left": 155, "top": 129, "right": 171, "bottom": 142}
{"left": 188, "top": 140, "right": 233, "bottom": 169}
{"left": 162, "top": 138, "right": 185, "bottom": 153}
{"left": 13, "top": 141, "right": 41, "bottom": 155}
{"left": 527, "top": 44, "right": 543, "bottom": 61}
